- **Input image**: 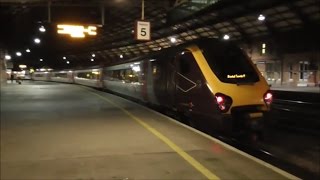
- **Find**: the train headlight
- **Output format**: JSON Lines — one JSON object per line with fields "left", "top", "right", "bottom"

{"left": 263, "top": 91, "right": 273, "bottom": 105}
{"left": 215, "top": 93, "right": 232, "bottom": 113}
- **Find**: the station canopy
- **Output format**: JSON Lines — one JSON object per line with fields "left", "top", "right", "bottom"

{"left": 0, "top": 0, "right": 319, "bottom": 69}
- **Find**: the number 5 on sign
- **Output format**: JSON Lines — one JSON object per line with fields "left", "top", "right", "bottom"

{"left": 135, "top": 20, "right": 151, "bottom": 41}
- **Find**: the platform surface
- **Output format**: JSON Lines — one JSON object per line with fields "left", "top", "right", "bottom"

{"left": 1, "top": 81, "right": 299, "bottom": 179}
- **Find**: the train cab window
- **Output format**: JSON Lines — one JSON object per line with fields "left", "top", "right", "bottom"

{"left": 200, "top": 43, "right": 259, "bottom": 84}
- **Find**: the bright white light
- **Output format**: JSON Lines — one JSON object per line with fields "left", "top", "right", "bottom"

{"left": 39, "top": 26, "right": 46, "bottom": 32}
{"left": 91, "top": 58, "right": 94, "bottom": 61}
{"left": 34, "top": 38, "right": 41, "bottom": 44}
{"left": 40, "top": 58, "right": 43, "bottom": 61}
{"left": 258, "top": 14, "right": 265, "bottom": 21}
{"left": 91, "top": 53, "right": 95, "bottom": 57}
{"left": 63, "top": 56, "right": 66, "bottom": 59}
{"left": 120, "top": 54, "right": 123, "bottom": 58}
{"left": 170, "top": 37, "right": 177, "bottom": 43}
{"left": 132, "top": 66, "right": 140, "bottom": 72}
{"left": 16, "top": 52, "right": 22, "bottom": 56}
{"left": 19, "top": 65, "right": 27, "bottom": 69}
{"left": 26, "top": 49, "right": 31, "bottom": 53}
{"left": 5, "top": 55, "right": 11, "bottom": 60}
{"left": 66, "top": 61, "right": 70, "bottom": 64}
{"left": 223, "top": 34, "right": 230, "bottom": 40}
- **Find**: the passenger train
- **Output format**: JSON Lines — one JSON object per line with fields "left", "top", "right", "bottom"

{"left": 32, "top": 38, "right": 273, "bottom": 136}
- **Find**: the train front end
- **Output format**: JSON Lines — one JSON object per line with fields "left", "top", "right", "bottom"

{"left": 192, "top": 40, "right": 272, "bottom": 134}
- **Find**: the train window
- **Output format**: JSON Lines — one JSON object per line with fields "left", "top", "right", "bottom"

{"left": 55, "top": 73, "right": 67, "bottom": 78}
{"left": 200, "top": 43, "right": 259, "bottom": 84}
{"left": 104, "top": 70, "right": 113, "bottom": 80}
{"left": 177, "top": 51, "right": 193, "bottom": 75}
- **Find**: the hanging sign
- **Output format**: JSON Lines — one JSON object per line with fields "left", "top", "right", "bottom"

{"left": 57, "top": 24, "right": 97, "bottom": 38}
{"left": 135, "top": 20, "right": 151, "bottom": 41}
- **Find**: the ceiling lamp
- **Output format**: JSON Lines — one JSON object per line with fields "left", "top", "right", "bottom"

{"left": 258, "top": 14, "right": 266, "bottom": 21}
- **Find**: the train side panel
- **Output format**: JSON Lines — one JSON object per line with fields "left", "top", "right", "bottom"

{"left": 102, "top": 62, "right": 144, "bottom": 101}
{"left": 74, "top": 69, "right": 103, "bottom": 88}
{"left": 50, "top": 71, "right": 74, "bottom": 83}
{"left": 32, "top": 72, "right": 51, "bottom": 81}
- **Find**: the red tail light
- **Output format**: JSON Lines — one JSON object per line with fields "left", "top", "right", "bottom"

{"left": 215, "top": 93, "right": 232, "bottom": 113}
{"left": 264, "top": 91, "right": 273, "bottom": 105}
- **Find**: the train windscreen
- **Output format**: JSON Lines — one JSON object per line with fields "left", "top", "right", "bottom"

{"left": 200, "top": 43, "right": 259, "bottom": 84}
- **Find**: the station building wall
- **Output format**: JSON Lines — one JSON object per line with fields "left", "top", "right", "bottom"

{"left": 244, "top": 41, "right": 319, "bottom": 87}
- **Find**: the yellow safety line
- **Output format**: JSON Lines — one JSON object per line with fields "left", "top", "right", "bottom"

{"left": 86, "top": 89, "right": 220, "bottom": 180}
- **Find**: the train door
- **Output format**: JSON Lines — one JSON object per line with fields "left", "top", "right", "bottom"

{"left": 174, "top": 50, "right": 203, "bottom": 115}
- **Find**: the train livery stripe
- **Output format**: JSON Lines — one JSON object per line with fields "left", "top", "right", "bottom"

{"left": 84, "top": 87, "right": 220, "bottom": 180}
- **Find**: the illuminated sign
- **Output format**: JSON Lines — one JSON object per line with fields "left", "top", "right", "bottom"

{"left": 227, "top": 74, "right": 246, "bottom": 79}
{"left": 135, "top": 20, "right": 151, "bottom": 41}
{"left": 57, "top": 25, "right": 97, "bottom": 38}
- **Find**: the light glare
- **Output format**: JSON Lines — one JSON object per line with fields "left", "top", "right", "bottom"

{"left": 258, "top": 14, "right": 266, "bottom": 21}
{"left": 26, "top": 49, "right": 31, "bottom": 53}
{"left": 39, "top": 26, "right": 46, "bottom": 32}
{"left": 16, "top": 52, "right": 22, "bottom": 56}
{"left": 34, "top": 38, "right": 41, "bottom": 44}
{"left": 5, "top": 55, "right": 11, "bottom": 60}
{"left": 170, "top": 37, "right": 176, "bottom": 43}
{"left": 223, "top": 35, "right": 230, "bottom": 40}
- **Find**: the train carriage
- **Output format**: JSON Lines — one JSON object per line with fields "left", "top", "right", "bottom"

{"left": 31, "top": 71, "right": 51, "bottom": 81}
{"left": 50, "top": 70, "right": 74, "bottom": 83}
{"left": 102, "top": 38, "right": 272, "bottom": 135}
{"left": 73, "top": 68, "right": 103, "bottom": 88}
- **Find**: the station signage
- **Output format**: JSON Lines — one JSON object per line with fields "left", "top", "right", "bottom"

{"left": 57, "top": 24, "right": 97, "bottom": 38}
{"left": 135, "top": 20, "right": 151, "bottom": 41}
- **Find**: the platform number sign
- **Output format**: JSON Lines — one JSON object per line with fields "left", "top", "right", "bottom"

{"left": 135, "top": 20, "right": 151, "bottom": 41}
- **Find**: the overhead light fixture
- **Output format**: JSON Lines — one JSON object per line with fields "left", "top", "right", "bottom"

{"left": 19, "top": 64, "right": 27, "bottom": 69}
{"left": 39, "top": 26, "right": 46, "bottom": 32}
{"left": 120, "top": 54, "right": 123, "bottom": 58}
{"left": 26, "top": 49, "right": 31, "bottom": 53}
{"left": 91, "top": 58, "right": 94, "bottom": 61}
{"left": 63, "top": 56, "right": 66, "bottom": 59}
{"left": 16, "top": 52, "right": 22, "bottom": 56}
{"left": 39, "top": 58, "right": 43, "bottom": 61}
{"left": 92, "top": 53, "right": 95, "bottom": 57}
{"left": 34, "top": 38, "right": 41, "bottom": 44}
{"left": 223, "top": 34, "right": 230, "bottom": 40}
{"left": 258, "top": 14, "right": 265, "bottom": 21}
{"left": 66, "top": 61, "right": 70, "bottom": 64}
{"left": 170, "top": 37, "right": 177, "bottom": 43}
{"left": 5, "top": 55, "right": 11, "bottom": 60}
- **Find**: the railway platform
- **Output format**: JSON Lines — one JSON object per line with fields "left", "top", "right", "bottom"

{"left": 1, "top": 81, "right": 300, "bottom": 179}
